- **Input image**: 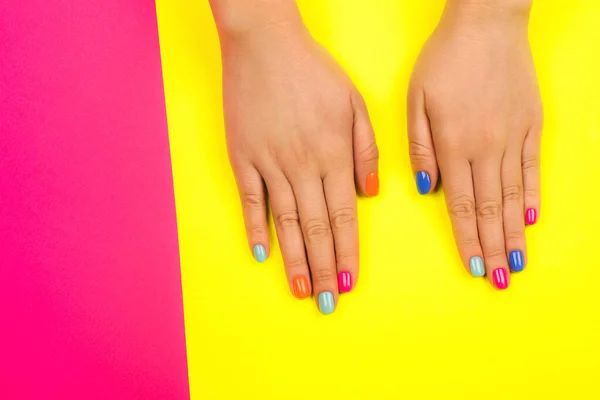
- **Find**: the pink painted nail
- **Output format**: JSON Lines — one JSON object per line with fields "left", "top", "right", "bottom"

{"left": 338, "top": 272, "right": 352, "bottom": 293}
{"left": 525, "top": 208, "right": 537, "bottom": 225}
{"left": 492, "top": 268, "right": 509, "bottom": 290}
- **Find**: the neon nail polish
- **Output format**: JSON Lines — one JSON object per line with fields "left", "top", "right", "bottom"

{"left": 509, "top": 250, "right": 525, "bottom": 272}
{"left": 292, "top": 276, "right": 310, "bottom": 299}
{"left": 492, "top": 268, "right": 509, "bottom": 290}
{"left": 338, "top": 272, "right": 352, "bottom": 293}
{"left": 416, "top": 171, "right": 431, "bottom": 195}
{"left": 525, "top": 208, "right": 537, "bottom": 225}
{"left": 366, "top": 172, "right": 379, "bottom": 196}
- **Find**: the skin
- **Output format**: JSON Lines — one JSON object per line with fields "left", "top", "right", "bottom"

{"left": 209, "top": 0, "right": 543, "bottom": 309}
{"left": 209, "top": 0, "right": 379, "bottom": 313}
{"left": 408, "top": 0, "right": 542, "bottom": 287}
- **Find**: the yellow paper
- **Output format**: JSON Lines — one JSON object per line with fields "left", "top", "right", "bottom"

{"left": 156, "top": 1, "right": 600, "bottom": 398}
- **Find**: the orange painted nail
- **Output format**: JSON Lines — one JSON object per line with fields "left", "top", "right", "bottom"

{"left": 366, "top": 172, "right": 379, "bottom": 196}
{"left": 292, "top": 276, "right": 310, "bottom": 299}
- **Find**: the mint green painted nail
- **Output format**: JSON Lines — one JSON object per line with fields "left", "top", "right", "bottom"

{"left": 253, "top": 244, "right": 267, "bottom": 263}
{"left": 470, "top": 256, "right": 485, "bottom": 277}
{"left": 318, "top": 292, "right": 335, "bottom": 315}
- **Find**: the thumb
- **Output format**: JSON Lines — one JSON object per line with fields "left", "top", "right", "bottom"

{"left": 351, "top": 91, "right": 379, "bottom": 197}
{"left": 407, "top": 87, "right": 438, "bottom": 195}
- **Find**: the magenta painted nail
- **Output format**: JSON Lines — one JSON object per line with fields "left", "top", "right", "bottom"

{"left": 338, "top": 272, "right": 352, "bottom": 293}
{"left": 525, "top": 208, "right": 537, "bottom": 225}
{"left": 492, "top": 268, "right": 509, "bottom": 290}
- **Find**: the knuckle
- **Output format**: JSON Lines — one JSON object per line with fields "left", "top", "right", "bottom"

{"left": 275, "top": 210, "right": 300, "bottom": 229}
{"left": 329, "top": 207, "right": 356, "bottom": 231}
{"left": 459, "top": 237, "right": 481, "bottom": 248}
{"left": 408, "top": 140, "right": 434, "bottom": 163}
{"left": 524, "top": 189, "right": 538, "bottom": 198}
{"left": 358, "top": 140, "right": 379, "bottom": 164}
{"left": 522, "top": 156, "right": 539, "bottom": 171}
{"left": 311, "top": 267, "right": 336, "bottom": 283}
{"left": 502, "top": 184, "right": 523, "bottom": 203}
{"left": 250, "top": 225, "right": 267, "bottom": 239}
{"left": 481, "top": 129, "right": 503, "bottom": 146}
{"left": 288, "top": 144, "right": 312, "bottom": 170}
{"left": 477, "top": 200, "right": 502, "bottom": 221}
{"left": 485, "top": 247, "right": 506, "bottom": 259}
{"left": 505, "top": 230, "right": 524, "bottom": 241}
{"left": 242, "top": 193, "right": 263, "bottom": 210}
{"left": 436, "top": 132, "right": 460, "bottom": 150}
{"left": 322, "top": 137, "right": 351, "bottom": 165}
{"left": 336, "top": 251, "right": 356, "bottom": 266}
{"left": 302, "top": 218, "right": 331, "bottom": 243}
{"left": 286, "top": 257, "right": 308, "bottom": 272}
{"left": 447, "top": 195, "right": 476, "bottom": 219}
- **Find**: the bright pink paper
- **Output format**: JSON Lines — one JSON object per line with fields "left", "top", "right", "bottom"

{"left": 1, "top": 1, "right": 189, "bottom": 399}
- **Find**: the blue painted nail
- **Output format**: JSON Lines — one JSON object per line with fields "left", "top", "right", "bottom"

{"left": 509, "top": 250, "right": 524, "bottom": 272}
{"left": 253, "top": 244, "right": 267, "bottom": 263}
{"left": 318, "top": 292, "right": 335, "bottom": 315}
{"left": 416, "top": 171, "right": 431, "bottom": 195}
{"left": 469, "top": 256, "right": 485, "bottom": 277}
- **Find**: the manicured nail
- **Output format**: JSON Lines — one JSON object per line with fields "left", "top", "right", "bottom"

{"left": 318, "top": 292, "right": 335, "bottom": 315}
{"left": 338, "top": 272, "right": 352, "bottom": 293}
{"left": 492, "top": 268, "right": 509, "bottom": 290}
{"left": 469, "top": 256, "right": 485, "bottom": 277}
{"left": 366, "top": 172, "right": 379, "bottom": 196}
{"left": 292, "top": 276, "right": 310, "bottom": 299}
{"left": 525, "top": 208, "right": 537, "bottom": 225}
{"left": 253, "top": 244, "right": 267, "bottom": 263}
{"left": 416, "top": 171, "right": 431, "bottom": 195}
{"left": 509, "top": 250, "right": 525, "bottom": 272}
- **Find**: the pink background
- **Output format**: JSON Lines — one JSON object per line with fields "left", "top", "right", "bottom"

{"left": 1, "top": 1, "right": 190, "bottom": 399}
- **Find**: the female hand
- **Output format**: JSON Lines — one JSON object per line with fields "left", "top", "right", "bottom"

{"left": 407, "top": 1, "right": 542, "bottom": 289}
{"left": 220, "top": 21, "right": 379, "bottom": 312}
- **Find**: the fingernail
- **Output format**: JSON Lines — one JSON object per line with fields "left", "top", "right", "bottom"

{"left": 525, "top": 208, "right": 537, "bottom": 225}
{"left": 469, "top": 256, "right": 485, "bottom": 277}
{"left": 253, "top": 244, "right": 267, "bottom": 263}
{"left": 492, "top": 268, "right": 509, "bottom": 290}
{"left": 509, "top": 250, "right": 525, "bottom": 272}
{"left": 416, "top": 171, "right": 431, "bottom": 195}
{"left": 292, "top": 276, "right": 310, "bottom": 299}
{"left": 337, "top": 272, "right": 352, "bottom": 293}
{"left": 318, "top": 292, "right": 335, "bottom": 315}
{"left": 366, "top": 172, "right": 379, "bottom": 196}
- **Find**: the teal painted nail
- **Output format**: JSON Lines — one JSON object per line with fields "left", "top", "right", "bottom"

{"left": 469, "top": 256, "right": 485, "bottom": 277}
{"left": 253, "top": 244, "right": 267, "bottom": 263}
{"left": 318, "top": 292, "right": 335, "bottom": 315}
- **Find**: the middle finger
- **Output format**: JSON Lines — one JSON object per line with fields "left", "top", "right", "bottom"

{"left": 472, "top": 156, "right": 511, "bottom": 290}
{"left": 289, "top": 172, "right": 338, "bottom": 314}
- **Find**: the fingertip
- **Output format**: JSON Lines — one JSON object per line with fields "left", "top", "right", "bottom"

{"left": 491, "top": 268, "right": 510, "bottom": 290}
{"left": 525, "top": 207, "right": 538, "bottom": 225}
{"left": 317, "top": 291, "right": 335, "bottom": 315}
{"left": 337, "top": 271, "right": 353, "bottom": 293}
{"left": 416, "top": 171, "right": 432, "bottom": 195}
{"left": 252, "top": 244, "right": 268, "bottom": 263}
{"left": 509, "top": 250, "right": 525, "bottom": 272}
{"left": 291, "top": 275, "right": 311, "bottom": 299}
{"left": 365, "top": 171, "right": 379, "bottom": 197}
{"left": 469, "top": 256, "right": 485, "bottom": 277}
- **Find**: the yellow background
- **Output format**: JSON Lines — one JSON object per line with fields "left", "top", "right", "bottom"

{"left": 156, "top": 1, "right": 600, "bottom": 398}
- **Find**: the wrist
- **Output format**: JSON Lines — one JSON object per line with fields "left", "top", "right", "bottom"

{"left": 209, "top": 0, "right": 304, "bottom": 44}
{"left": 442, "top": 0, "right": 532, "bottom": 33}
